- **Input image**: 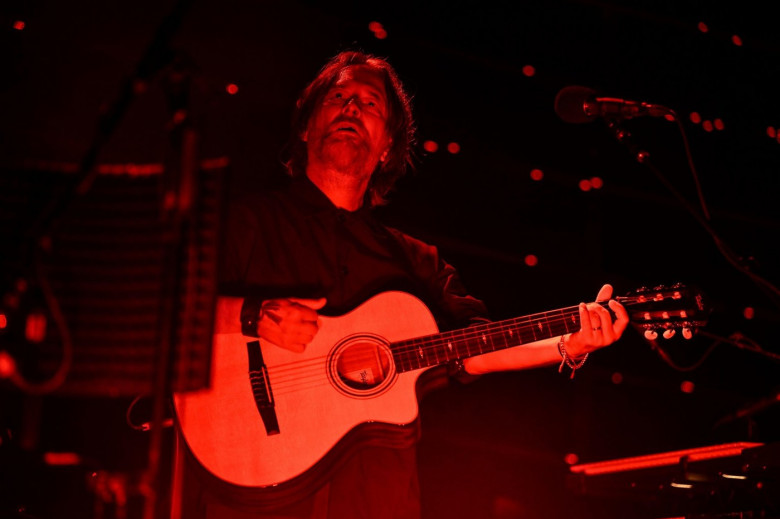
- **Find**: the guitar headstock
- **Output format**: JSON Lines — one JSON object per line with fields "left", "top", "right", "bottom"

{"left": 617, "top": 284, "right": 709, "bottom": 340}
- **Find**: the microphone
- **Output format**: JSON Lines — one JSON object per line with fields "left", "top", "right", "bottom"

{"left": 555, "top": 85, "right": 673, "bottom": 124}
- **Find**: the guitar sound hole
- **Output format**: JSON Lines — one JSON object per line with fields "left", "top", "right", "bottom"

{"left": 336, "top": 341, "right": 392, "bottom": 391}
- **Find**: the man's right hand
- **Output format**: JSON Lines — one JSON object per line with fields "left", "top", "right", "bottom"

{"left": 257, "top": 297, "right": 327, "bottom": 353}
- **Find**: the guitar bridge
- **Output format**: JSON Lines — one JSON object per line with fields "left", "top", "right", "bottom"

{"left": 246, "top": 340, "right": 280, "bottom": 435}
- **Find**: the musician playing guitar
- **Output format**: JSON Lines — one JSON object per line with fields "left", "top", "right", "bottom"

{"left": 176, "top": 51, "right": 629, "bottom": 519}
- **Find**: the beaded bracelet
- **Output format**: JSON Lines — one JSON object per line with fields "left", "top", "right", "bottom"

{"left": 557, "top": 334, "right": 589, "bottom": 379}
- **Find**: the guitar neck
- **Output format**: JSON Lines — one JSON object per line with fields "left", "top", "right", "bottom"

{"left": 391, "top": 304, "right": 586, "bottom": 373}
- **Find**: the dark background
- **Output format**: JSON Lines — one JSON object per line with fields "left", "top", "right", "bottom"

{"left": 1, "top": 1, "right": 779, "bottom": 518}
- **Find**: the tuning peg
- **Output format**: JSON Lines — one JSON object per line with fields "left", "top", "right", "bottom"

{"left": 663, "top": 329, "right": 676, "bottom": 339}
{"left": 682, "top": 328, "right": 693, "bottom": 340}
{"left": 644, "top": 329, "right": 658, "bottom": 341}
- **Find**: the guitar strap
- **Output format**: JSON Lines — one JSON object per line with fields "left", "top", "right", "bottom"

{"left": 246, "top": 339, "right": 280, "bottom": 435}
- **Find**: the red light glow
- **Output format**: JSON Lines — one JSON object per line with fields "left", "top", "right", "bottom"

{"left": 524, "top": 254, "right": 538, "bottom": 267}
{"left": 689, "top": 112, "right": 702, "bottom": 124}
{"left": 522, "top": 65, "right": 535, "bottom": 77}
{"left": 680, "top": 381, "right": 695, "bottom": 394}
{"left": 702, "top": 120, "right": 713, "bottom": 132}
{"left": 767, "top": 126, "right": 776, "bottom": 138}
{"left": 697, "top": 21, "right": 708, "bottom": 33}
{"left": 611, "top": 372, "right": 623, "bottom": 384}
{"left": 226, "top": 83, "right": 239, "bottom": 95}
{"left": 25, "top": 313, "right": 47, "bottom": 343}
{"left": 732, "top": 35, "right": 743, "bottom": 46}
{"left": 578, "top": 179, "right": 592, "bottom": 192}
{"left": 743, "top": 307, "right": 755, "bottom": 320}
{"left": 447, "top": 142, "right": 461, "bottom": 154}
{"left": 368, "top": 21, "right": 387, "bottom": 39}
{"left": 713, "top": 118, "right": 724, "bottom": 130}
{"left": 13, "top": 20, "right": 25, "bottom": 31}
{"left": 590, "top": 176, "right": 603, "bottom": 189}
{"left": 564, "top": 453, "right": 579, "bottom": 465}
{"left": 570, "top": 442, "right": 763, "bottom": 476}
{"left": 0, "top": 313, "right": 7, "bottom": 329}
{"left": 529, "top": 168, "right": 543, "bottom": 181}
{"left": 423, "top": 140, "right": 439, "bottom": 153}
{"left": 44, "top": 452, "right": 83, "bottom": 466}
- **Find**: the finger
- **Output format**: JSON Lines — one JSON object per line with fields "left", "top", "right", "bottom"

{"left": 609, "top": 299, "right": 630, "bottom": 337}
{"left": 595, "top": 284, "right": 613, "bottom": 303}
{"left": 578, "top": 302, "right": 594, "bottom": 337}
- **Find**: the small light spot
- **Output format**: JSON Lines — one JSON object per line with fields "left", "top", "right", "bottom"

{"left": 732, "top": 34, "right": 743, "bottom": 47}
{"left": 689, "top": 112, "right": 702, "bottom": 124}
{"left": 702, "top": 120, "right": 713, "bottom": 132}
{"left": 564, "top": 453, "right": 579, "bottom": 465}
{"left": 0, "top": 313, "right": 6, "bottom": 329}
{"left": 611, "top": 372, "right": 623, "bottom": 384}
{"left": 590, "top": 176, "right": 603, "bottom": 189}
{"left": 447, "top": 142, "right": 461, "bottom": 154}
{"left": 697, "top": 21, "right": 709, "bottom": 33}
{"left": 522, "top": 65, "right": 536, "bottom": 77}
{"left": 374, "top": 28, "right": 388, "bottom": 40}
{"left": 743, "top": 307, "right": 755, "bottom": 320}
{"left": 524, "top": 254, "right": 538, "bottom": 267}
{"left": 368, "top": 21, "right": 384, "bottom": 33}
{"left": 579, "top": 179, "right": 592, "bottom": 192}
{"left": 423, "top": 140, "right": 438, "bottom": 153}
{"left": 529, "top": 168, "right": 544, "bottom": 181}
{"left": 13, "top": 20, "right": 26, "bottom": 31}
{"left": 226, "top": 83, "right": 239, "bottom": 95}
{"left": 766, "top": 126, "right": 776, "bottom": 138}
{"left": 680, "top": 380, "right": 695, "bottom": 394}
{"left": 713, "top": 118, "right": 725, "bottom": 130}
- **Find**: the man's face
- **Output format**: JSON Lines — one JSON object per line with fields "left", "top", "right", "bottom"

{"left": 304, "top": 65, "right": 392, "bottom": 180}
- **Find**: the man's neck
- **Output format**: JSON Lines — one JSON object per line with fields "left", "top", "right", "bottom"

{"left": 305, "top": 167, "right": 369, "bottom": 211}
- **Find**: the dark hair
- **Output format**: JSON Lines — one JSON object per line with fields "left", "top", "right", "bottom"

{"left": 285, "top": 51, "right": 416, "bottom": 207}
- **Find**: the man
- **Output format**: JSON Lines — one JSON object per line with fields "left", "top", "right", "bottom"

{"left": 180, "top": 51, "right": 628, "bottom": 518}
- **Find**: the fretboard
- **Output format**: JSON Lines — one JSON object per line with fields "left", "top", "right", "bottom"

{"left": 390, "top": 305, "right": 583, "bottom": 373}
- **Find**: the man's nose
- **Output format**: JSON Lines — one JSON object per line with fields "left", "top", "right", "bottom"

{"left": 341, "top": 96, "right": 361, "bottom": 116}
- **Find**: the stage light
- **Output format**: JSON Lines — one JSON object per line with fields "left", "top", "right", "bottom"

{"left": 731, "top": 35, "right": 743, "bottom": 47}
{"left": 611, "top": 372, "right": 623, "bottom": 384}
{"left": 13, "top": 20, "right": 25, "bottom": 31}
{"left": 713, "top": 118, "right": 724, "bottom": 130}
{"left": 564, "top": 453, "right": 579, "bottom": 465}
{"left": 590, "top": 176, "right": 603, "bottom": 189}
{"left": 524, "top": 254, "right": 538, "bottom": 267}
{"left": 697, "top": 21, "right": 708, "bottom": 33}
{"left": 0, "top": 313, "right": 6, "bottom": 329}
{"left": 702, "top": 120, "right": 713, "bottom": 132}
{"left": 522, "top": 65, "right": 535, "bottom": 77}
{"left": 529, "top": 168, "right": 543, "bottom": 181}
{"left": 743, "top": 307, "right": 754, "bottom": 320}
{"left": 689, "top": 112, "right": 701, "bottom": 124}
{"left": 423, "top": 140, "right": 438, "bottom": 153}
{"left": 766, "top": 126, "right": 776, "bottom": 138}
{"left": 226, "top": 83, "right": 239, "bottom": 95}
{"left": 578, "top": 179, "right": 592, "bottom": 192}
{"left": 680, "top": 381, "right": 695, "bottom": 394}
{"left": 447, "top": 142, "right": 460, "bottom": 154}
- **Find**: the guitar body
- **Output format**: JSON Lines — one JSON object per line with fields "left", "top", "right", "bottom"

{"left": 174, "top": 283, "right": 707, "bottom": 506}
{"left": 174, "top": 291, "right": 439, "bottom": 491}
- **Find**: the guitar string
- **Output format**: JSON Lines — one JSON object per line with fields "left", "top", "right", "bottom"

{"left": 263, "top": 307, "right": 587, "bottom": 395}
{"left": 264, "top": 304, "right": 584, "bottom": 377}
